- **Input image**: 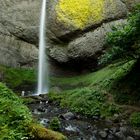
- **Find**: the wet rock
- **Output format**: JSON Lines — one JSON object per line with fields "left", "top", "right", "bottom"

{"left": 134, "top": 130, "right": 140, "bottom": 137}
{"left": 121, "top": 119, "right": 127, "bottom": 125}
{"left": 90, "top": 135, "right": 97, "bottom": 140}
{"left": 107, "top": 134, "right": 115, "bottom": 140}
{"left": 93, "top": 130, "right": 98, "bottom": 135}
{"left": 61, "top": 112, "right": 76, "bottom": 120}
{"left": 99, "top": 130, "right": 108, "bottom": 138}
{"left": 112, "top": 114, "right": 120, "bottom": 123}
{"left": 37, "top": 107, "right": 46, "bottom": 113}
{"left": 105, "top": 119, "right": 113, "bottom": 126}
{"left": 115, "top": 131, "right": 126, "bottom": 140}
{"left": 33, "top": 109, "right": 41, "bottom": 115}
{"left": 104, "top": 128, "right": 109, "bottom": 132}
{"left": 40, "top": 118, "right": 50, "bottom": 127}
{"left": 92, "top": 115, "right": 100, "bottom": 120}
{"left": 120, "top": 126, "right": 127, "bottom": 134}
{"left": 65, "top": 125, "right": 79, "bottom": 133}
{"left": 127, "top": 136, "right": 135, "bottom": 140}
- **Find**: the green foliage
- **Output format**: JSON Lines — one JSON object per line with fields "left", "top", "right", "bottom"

{"left": 130, "top": 112, "right": 140, "bottom": 127}
{"left": 0, "top": 65, "right": 36, "bottom": 90}
{"left": 51, "top": 60, "right": 135, "bottom": 90}
{"left": 100, "top": 4, "right": 140, "bottom": 64}
{"left": 0, "top": 83, "right": 32, "bottom": 140}
{"left": 49, "top": 60, "right": 136, "bottom": 118}
{"left": 0, "top": 83, "right": 66, "bottom": 140}
{"left": 111, "top": 60, "right": 140, "bottom": 105}
{"left": 49, "top": 117, "right": 61, "bottom": 131}
{"left": 50, "top": 88, "right": 120, "bottom": 117}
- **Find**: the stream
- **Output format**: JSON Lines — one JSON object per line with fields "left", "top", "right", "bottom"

{"left": 26, "top": 95, "right": 140, "bottom": 140}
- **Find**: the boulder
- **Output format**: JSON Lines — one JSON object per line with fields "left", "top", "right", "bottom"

{"left": 47, "top": 0, "right": 140, "bottom": 68}
{"left": 0, "top": 0, "right": 140, "bottom": 69}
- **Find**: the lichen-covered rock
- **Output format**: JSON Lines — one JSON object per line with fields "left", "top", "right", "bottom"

{"left": 46, "top": 0, "right": 140, "bottom": 68}
{"left": 0, "top": 0, "right": 140, "bottom": 69}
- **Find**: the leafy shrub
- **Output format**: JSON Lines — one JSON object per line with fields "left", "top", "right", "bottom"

{"left": 51, "top": 87, "right": 120, "bottom": 117}
{"left": 0, "top": 83, "right": 32, "bottom": 140}
{"left": 100, "top": 4, "right": 140, "bottom": 64}
{"left": 130, "top": 112, "right": 140, "bottom": 127}
{"left": 49, "top": 117, "right": 61, "bottom": 131}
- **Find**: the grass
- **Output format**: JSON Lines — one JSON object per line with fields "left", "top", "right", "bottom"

{"left": 49, "top": 60, "right": 136, "bottom": 118}
{"left": 129, "top": 112, "right": 140, "bottom": 127}
{"left": 0, "top": 65, "right": 36, "bottom": 90}
{"left": 51, "top": 60, "right": 135, "bottom": 89}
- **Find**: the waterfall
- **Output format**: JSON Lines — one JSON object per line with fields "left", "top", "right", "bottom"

{"left": 37, "top": 0, "right": 49, "bottom": 95}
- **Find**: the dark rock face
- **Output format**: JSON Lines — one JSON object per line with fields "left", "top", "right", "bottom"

{"left": 0, "top": 0, "right": 140, "bottom": 70}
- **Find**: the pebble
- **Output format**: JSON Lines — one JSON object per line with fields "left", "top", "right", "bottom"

{"left": 115, "top": 131, "right": 125, "bottom": 140}
{"left": 90, "top": 135, "right": 97, "bottom": 140}
{"left": 127, "top": 136, "right": 134, "bottom": 140}
{"left": 107, "top": 134, "right": 114, "bottom": 140}
{"left": 99, "top": 130, "right": 108, "bottom": 138}
{"left": 40, "top": 118, "right": 49, "bottom": 127}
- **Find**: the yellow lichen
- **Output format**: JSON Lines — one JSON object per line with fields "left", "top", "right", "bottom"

{"left": 56, "top": 0, "right": 105, "bottom": 29}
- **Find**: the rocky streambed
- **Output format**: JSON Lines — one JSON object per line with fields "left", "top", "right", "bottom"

{"left": 26, "top": 95, "right": 140, "bottom": 140}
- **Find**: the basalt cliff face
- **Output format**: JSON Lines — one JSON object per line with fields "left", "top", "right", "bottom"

{"left": 0, "top": 0, "right": 140, "bottom": 70}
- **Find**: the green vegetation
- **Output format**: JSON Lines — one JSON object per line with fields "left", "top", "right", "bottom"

{"left": 130, "top": 112, "right": 140, "bottom": 127}
{"left": 100, "top": 4, "right": 140, "bottom": 64}
{"left": 111, "top": 60, "right": 140, "bottom": 105}
{"left": 0, "top": 65, "right": 36, "bottom": 90}
{"left": 49, "top": 60, "right": 136, "bottom": 118}
{"left": 49, "top": 117, "right": 61, "bottom": 131}
{"left": 51, "top": 60, "right": 135, "bottom": 89}
{"left": 0, "top": 82, "right": 32, "bottom": 140}
{"left": 0, "top": 82, "right": 66, "bottom": 140}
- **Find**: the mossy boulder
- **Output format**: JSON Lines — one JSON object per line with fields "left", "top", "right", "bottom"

{"left": 30, "top": 124, "right": 67, "bottom": 140}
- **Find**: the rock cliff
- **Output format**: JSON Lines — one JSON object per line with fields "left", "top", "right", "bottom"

{"left": 0, "top": 0, "right": 140, "bottom": 69}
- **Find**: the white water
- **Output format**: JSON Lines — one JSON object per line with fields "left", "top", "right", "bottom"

{"left": 37, "top": 0, "right": 49, "bottom": 95}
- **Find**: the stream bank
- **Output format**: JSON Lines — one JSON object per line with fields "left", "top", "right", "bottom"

{"left": 26, "top": 95, "right": 140, "bottom": 140}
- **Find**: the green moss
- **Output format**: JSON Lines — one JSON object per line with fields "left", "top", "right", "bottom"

{"left": 100, "top": 4, "right": 140, "bottom": 64}
{"left": 30, "top": 124, "right": 67, "bottom": 140}
{"left": 0, "top": 65, "right": 36, "bottom": 90}
{"left": 130, "top": 112, "right": 140, "bottom": 127}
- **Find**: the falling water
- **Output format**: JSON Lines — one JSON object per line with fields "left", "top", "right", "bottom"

{"left": 37, "top": 0, "right": 49, "bottom": 95}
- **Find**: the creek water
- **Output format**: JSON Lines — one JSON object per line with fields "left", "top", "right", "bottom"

{"left": 27, "top": 95, "right": 140, "bottom": 140}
